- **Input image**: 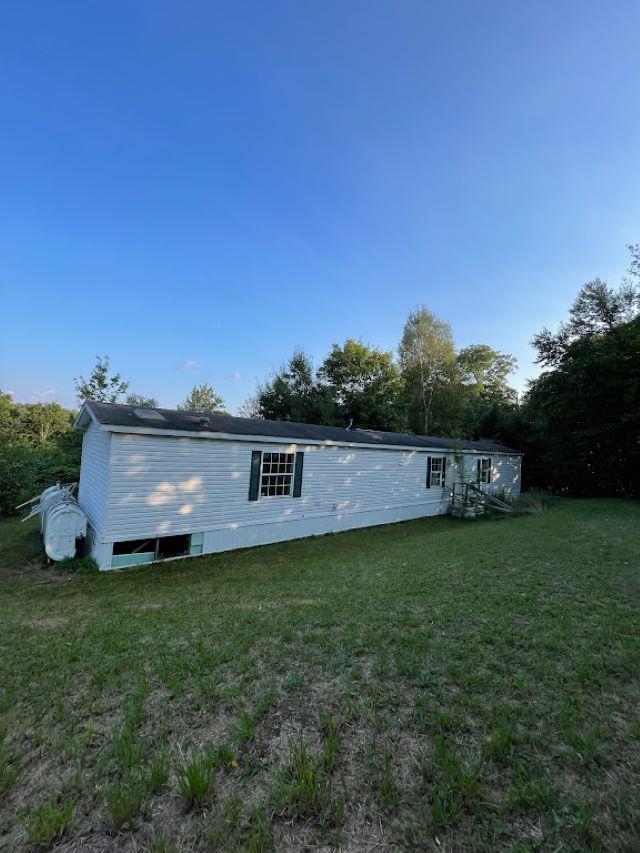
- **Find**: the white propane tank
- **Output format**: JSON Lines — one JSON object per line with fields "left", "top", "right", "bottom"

{"left": 18, "top": 483, "right": 87, "bottom": 562}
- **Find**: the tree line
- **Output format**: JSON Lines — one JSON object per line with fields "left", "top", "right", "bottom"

{"left": 240, "top": 314, "right": 517, "bottom": 440}
{"left": 73, "top": 355, "right": 226, "bottom": 414}
{"left": 1, "top": 243, "right": 638, "bottom": 513}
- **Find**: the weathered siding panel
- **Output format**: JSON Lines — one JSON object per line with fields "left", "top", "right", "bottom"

{"left": 77, "top": 422, "right": 110, "bottom": 534}
{"left": 103, "top": 434, "right": 449, "bottom": 542}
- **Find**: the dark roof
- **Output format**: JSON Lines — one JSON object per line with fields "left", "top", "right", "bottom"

{"left": 80, "top": 401, "right": 522, "bottom": 455}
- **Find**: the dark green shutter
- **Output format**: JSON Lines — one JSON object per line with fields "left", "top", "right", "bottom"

{"left": 248, "top": 450, "right": 262, "bottom": 501}
{"left": 293, "top": 451, "right": 304, "bottom": 497}
{"left": 426, "top": 456, "right": 432, "bottom": 488}
{"left": 477, "top": 458, "right": 481, "bottom": 483}
{"left": 487, "top": 458, "right": 492, "bottom": 484}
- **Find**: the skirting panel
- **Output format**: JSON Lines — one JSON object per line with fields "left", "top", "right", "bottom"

{"left": 202, "top": 503, "right": 444, "bottom": 555}
{"left": 94, "top": 502, "right": 445, "bottom": 570}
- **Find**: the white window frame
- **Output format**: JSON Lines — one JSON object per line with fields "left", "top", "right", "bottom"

{"left": 430, "top": 456, "right": 444, "bottom": 488}
{"left": 478, "top": 457, "right": 492, "bottom": 485}
{"left": 260, "top": 451, "right": 295, "bottom": 498}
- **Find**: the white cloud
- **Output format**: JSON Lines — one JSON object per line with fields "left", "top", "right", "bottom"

{"left": 11, "top": 388, "right": 57, "bottom": 404}
{"left": 226, "top": 371, "right": 243, "bottom": 381}
{"left": 32, "top": 388, "right": 57, "bottom": 402}
{"left": 177, "top": 359, "right": 199, "bottom": 370}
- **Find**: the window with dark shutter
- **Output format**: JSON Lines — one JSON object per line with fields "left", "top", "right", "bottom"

{"left": 431, "top": 457, "right": 443, "bottom": 487}
{"left": 427, "top": 456, "right": 443, "bottom": 488}
{"left": 259, "top": 451, "right": 295, "bottom": 496}
{"left": 477, "top": 457, "right": 491, "bottom": 485}
{"left": 248, "top": 450, "right": 262, "bottom": 500}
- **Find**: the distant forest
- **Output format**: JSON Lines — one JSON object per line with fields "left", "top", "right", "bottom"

{"left": 1, "top": 244, "right": 638, "bottom": 513}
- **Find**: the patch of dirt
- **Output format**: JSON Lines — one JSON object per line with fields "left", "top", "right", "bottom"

{"left": 231, "top": 598, "right": 323, "bottom": 611}
{"left": 23, "top": 616, "right": 69, "bottom": 629}
{"left": 2, "top": 560, "right": 72, "bottom": 585}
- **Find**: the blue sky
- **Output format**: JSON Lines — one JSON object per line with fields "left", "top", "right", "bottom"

{"left": 1, "top": 1, "right": 639, "bottom": 413}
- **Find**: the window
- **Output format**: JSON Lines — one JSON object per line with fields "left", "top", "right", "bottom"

{"left": 248, "top": 450, "right": 304, "bottom": 500}
{"left": 426, "top": 456, "right": 444, "bottom": 488}
{"left": 260, "top": 451, "right": 295, "bottom": 496}
{"left": 430, "top": 457, "right": 444, "bottom": 487}
{"left": 477, "top": 457, "right": 492, "bottom": 484}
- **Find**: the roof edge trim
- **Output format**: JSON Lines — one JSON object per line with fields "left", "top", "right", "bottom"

{"left": 101, "top": 423, "right": 523, "bottom": 454}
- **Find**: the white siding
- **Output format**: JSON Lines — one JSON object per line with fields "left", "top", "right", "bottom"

{"left": 77, "top": 422, "right": 111, "bottom": 534}
{"left": 202, "top": 502, "right": 440, "bottom": 555}
{"left": 84, "top": 523, "right": 113, "bottom": 567}
{"left": 85, "top": 431, "right": 521, "bottom": 568}
{"left": 445, "top": 452, "right": 521, "bottom": 497}
{"left": 488, "top": 454, "right": 521, "bottom": 496}
{"left": 103, "top": 433, "right": 448, "bottom": 542}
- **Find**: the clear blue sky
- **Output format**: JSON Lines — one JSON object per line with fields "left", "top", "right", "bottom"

{"left": 1, "top": 1, "right": 639, "bottom": 412}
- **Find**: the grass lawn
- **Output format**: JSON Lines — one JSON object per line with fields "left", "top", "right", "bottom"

{"left": 0, "top": 499, "right": 639, "bottom": 851}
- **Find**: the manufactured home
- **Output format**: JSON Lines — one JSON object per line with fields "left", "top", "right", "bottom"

{"left": 74, "top": 401, "right": 522, "bottom": 570}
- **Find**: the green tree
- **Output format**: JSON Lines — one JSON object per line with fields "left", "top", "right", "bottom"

{"left": 125, "top": 393, "right": 159, "bottom": 408}
{"left": 252, "top": 349, "right": 332, "bottom": 424}
{"left": 456, "top": 344, "right": 517, "bottom": 405}
{"left": 178, "top": 384, "right": 226, "bottom": 414}
{"left": 398, "top": 307, "right": 458, "bottom": 435}
{"left": 532, "top": 245, "right": 639, "bottom": 366}
{"left": 522, "top": 243, "right": 640, "bottom": 495}
{"left": 0, "top": 390, "right": 13, "bottom": 425}
{"left": 524, "top": 316, "right": 640, "bottom": 495}
{"left": 74, "top": 355, "right": 129, "bottom": 403}
{"left": 0, "top": 393, "right": 81, "bottom": 514}
{"left": 318, "top": 340, "right": 405, "bottom": 431}
{"left": 464, "top": 401, "right": 524, "bottom": 447}
{"left": 18, "top": 403, "right": 74, "bottom": 446}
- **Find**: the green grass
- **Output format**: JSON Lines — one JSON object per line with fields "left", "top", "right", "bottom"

{"left": 0, "top": 499, "right": 638, "bottom": 850}
{"left": 175, "top": 750, "right": 216, "bottom": 810}
{"left": 25, "top": 797, "right": 73, "bottom": 846}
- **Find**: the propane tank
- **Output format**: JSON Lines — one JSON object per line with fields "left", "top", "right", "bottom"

{"left": 18, "top": 483, "right": 87, "bottom": 562}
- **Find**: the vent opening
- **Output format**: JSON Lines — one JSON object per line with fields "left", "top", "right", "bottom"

{"left": 157, "top": 534, "right": 190, "bottom": 560}
{"left": 113, "top": 538, "right": 155, "bottom": 555}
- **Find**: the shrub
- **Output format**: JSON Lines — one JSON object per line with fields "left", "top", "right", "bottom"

{"left": 57, "top": 556, "right": 99, "bottom": 575}
{"left": 513, "top": 490, "right": 553, "bottom": 515}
